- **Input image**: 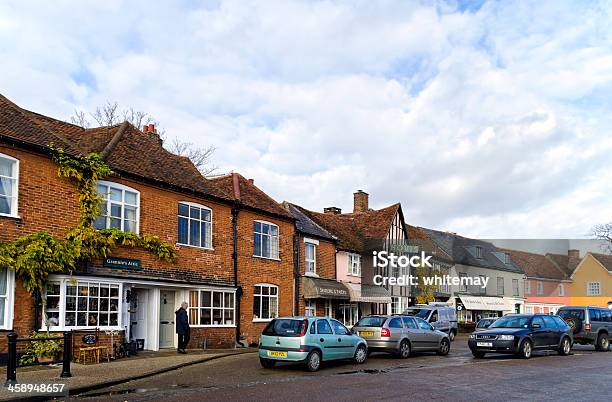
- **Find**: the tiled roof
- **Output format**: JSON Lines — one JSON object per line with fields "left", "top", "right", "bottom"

{"left": 406, "top": 225, "right": 453, "bottom": 264}
{"left": 1, "top": 94, "right": 292, "bottom": 219}
{"left": 283, "top": 202, "right": 336, "bottom": 241}
{"left": 421, "top": 228, "right": 524, "bottom": 274}
{"left": 208, "top": 173, "right": 293, "bottom": 219}
{"left": 590, "top": 253, "right": 612, "bottom": 272}
{"left": 295, "top": 204, "right": 401, "bottom": 252}
{"left": 546, "top": 253, "right": 581, "bottom": 277}
{"left": 503, "top": 249, "right": 567, "bottom": 280}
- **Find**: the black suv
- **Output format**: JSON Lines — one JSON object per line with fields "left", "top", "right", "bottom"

{"left": 468, "top": 314, "right": 573, "bottom": 359}
{"left": 557, "top": 306, "right": 611, "bottom": 351}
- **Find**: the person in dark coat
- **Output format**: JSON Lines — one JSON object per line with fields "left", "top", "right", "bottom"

{"left": 175, "top": 301, "right": 190, "bottom": 354}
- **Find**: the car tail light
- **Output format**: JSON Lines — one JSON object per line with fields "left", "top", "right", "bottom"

{"left": 585, "top": 323, "right": 591, "bottom": 332}
{"left": 300, "top": 319, "right": 309, "bottom": 337}
{"left": 381, "top": 328, "right": 390, "bottom": 337}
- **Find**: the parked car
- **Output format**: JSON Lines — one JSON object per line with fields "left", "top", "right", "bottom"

{"left": 352, "top": 315, "right": 451, "bottom": 358}
{"left": 403, "top": 303, "right": 458, "bottom": 341}
{"left": 468, "top": 314, "right": 573, "bottom": 359}
{"left": 258, "top": 317, "right": 368, "bottom": 371}
{"left": 475, "top": 317, "right": 498, "bottom": 332}
{"left": 557, "top": 306, "right": 611, "bottom": 351}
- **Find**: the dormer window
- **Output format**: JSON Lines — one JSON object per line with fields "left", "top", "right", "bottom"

{"left": 475, "top": 246, "right": 483, "bottom": 259}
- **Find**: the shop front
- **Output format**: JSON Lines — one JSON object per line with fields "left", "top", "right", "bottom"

{"left": 43, "top": 274, "right": 237, "bottom": 351}
{"left": 455, "top": 294, "right": 519, "bottom": 323}
{"left": 301, "top": 276, "right": 350, "bottom": 319}
{"left": 343, "top": 283, "right": 392, "bottom": 326}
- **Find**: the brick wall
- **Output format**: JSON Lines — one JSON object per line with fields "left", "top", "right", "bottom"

{"left": 236, "top": 210, "right": 294, "bottom": 346}
{"left": 296, "top": 236, "right": 338, "bottom": 317}
{"left": 188, "top": 327, "right": 235, "bottom": 349}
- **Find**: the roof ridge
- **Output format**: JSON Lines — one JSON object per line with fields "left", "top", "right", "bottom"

{"left": 100, "top": 121, "right": 130, "bottom": 160}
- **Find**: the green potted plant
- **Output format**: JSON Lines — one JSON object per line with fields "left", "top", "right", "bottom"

{"left": 19, "top": 332, "right": 63, "bottom": 365}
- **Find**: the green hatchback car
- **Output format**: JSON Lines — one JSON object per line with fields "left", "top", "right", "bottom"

{"left": 258, "top": 316, "right": 369, "bottom": 371}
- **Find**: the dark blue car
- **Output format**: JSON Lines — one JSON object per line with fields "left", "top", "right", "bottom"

{"left": 468, "top": 314, "right": 573, "bottom": 359}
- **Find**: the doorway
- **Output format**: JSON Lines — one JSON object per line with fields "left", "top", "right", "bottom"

{"left": 159, "top": 290, "right": 176, "bottom": 348}
{"left": 130, "top": 288, "right": 149, "bottom": 348}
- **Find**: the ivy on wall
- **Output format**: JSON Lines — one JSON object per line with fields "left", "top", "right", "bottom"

{"left": 0, "top": 150, "right": 177, "bottom": 296}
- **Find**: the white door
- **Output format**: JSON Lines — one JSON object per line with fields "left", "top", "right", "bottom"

{"left": 130, "top": 289, "right": 149, "bottom": 348}
{"left": 159, "top": 290, "right": 176, "bottom": 348}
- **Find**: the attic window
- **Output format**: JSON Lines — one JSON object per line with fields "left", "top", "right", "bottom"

{"left": 504, "top": 253, "right": 510, "bottom": 264}
{"left": 475, "top": 246, "right": 483, "bottom": 259}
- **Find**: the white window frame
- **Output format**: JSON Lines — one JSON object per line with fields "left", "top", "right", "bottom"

{"left": 390, "top": 297, "right": 402, "bottom": 315}
{"left": 525, "top": 280, "right": 531, "bottom": 295}
{"left": 253, "top": 220, "right": 280, "bottom": 260}
{"left": 41, "top": 278, "right": 123, "bottom": 331}
{"left": 459, "top": 272, "right": 468, "bottom": 292}
{"left": 559, "top": 283, "right": 565, "bottom": 297}
{"left": 177, "top": 201, "right": 213, "bottom": 249}
{"left": 339, "top": 303, "right": 359, "bottom": 327}
{"left": 0, "top": 153, "right": 19, "bottom": 218}
{"left": 0, "top": 268, "right": 15, "bottom": 330}
{"left": 95, "top": 181, "right": 140, "bottom": 234}
{"left": 512, "top": 279, "right": 520, "bottom": 297}
{"left": 497, "top": 277, "right": 504, "bottom": 296}
{"left": 305, "top": 241, "right": 317, "bottom": 275}
{"left": 475, "top": 246, "right": 483, "bottom": 259}
{"left": 324, "top": 299, "right": 333, "bottom": 317}
{"left": 305, "top": 300, "right": 316, "bottom": 316}
{"left": 187, "top": 289, "right": 235, "bottom": 327}
{"left": 587, "top": 281, "right": 601, "bottom": 296}
{"left": 536, "top": 281, "right": 544, "bottom": 295}
{"left": 348, "top": 253, "right": 361, "bottom": 276}
{"left": 253, "top": 283, "right": 279, "bottom": 322}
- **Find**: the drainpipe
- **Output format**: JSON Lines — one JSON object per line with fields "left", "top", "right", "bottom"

{"left": 231, "top": 205, "right": 245, "bottom": 347}
{"left": 293, "top": 233, "right": 301, "bottom": 316}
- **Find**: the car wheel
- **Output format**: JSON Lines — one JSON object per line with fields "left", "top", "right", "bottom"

{"left": 354, "top": 344, "right": 367, "bottom": 364}
{"left": 558, "top": 337, "right": 571, "bottom": 356}
{"left": 595, "top": 333, "right": 609, "bottom": 352}
{"left": 471, "top": 350, "right": 486, "bottom": 358}
{"left": 398, "top": 340, "right": 411, "bottom": 359}
{"left": 518, "top": 339, "right": 532, "bottom": 359}
{"left": 305, "top": 350, "right": 322, "bottom": 372}
{"left": 437, "top": 338, "right": 450, "bottom": 356}
{"left": 449, "top": 330, "right": 456, "bottom": 342}
{"left": 259, "top": 357, "right": 276, "bottom": 369}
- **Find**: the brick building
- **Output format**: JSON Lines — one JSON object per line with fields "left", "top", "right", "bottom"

{"left": 0, "top": 94, "right": 294, "bottom": 356}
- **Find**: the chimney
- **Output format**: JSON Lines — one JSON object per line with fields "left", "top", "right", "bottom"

{"left": 148, "top": 123, "right": 156, "bottom": 133}
{"left": 353, "top": 190, "right": 369, "bottom": 213}
{"left": 324, "top": 207, "right": 342, "bottom": 215}
{"left": 143, "top": 125, "right": 149, "bottom": 133}
{"left": 248, "top": 178, "right": 254, "bottom": 184}
{"left": 568, "top": 249, "right": 580, "bottom": 259}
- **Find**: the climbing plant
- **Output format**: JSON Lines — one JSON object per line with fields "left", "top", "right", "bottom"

{"left": 0, "top": 150, "right": 177, "bottom": 298}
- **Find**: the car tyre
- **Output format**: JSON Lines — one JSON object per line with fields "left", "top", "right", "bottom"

{"left": 354, "top": 344, "right": 367, "bottom": 364}
{"left": 259, "top": 357, "right": 276, "bottom": 369}
{"left": 449, "top": 330, "right": 456, "bottom": 342}
{"left": 595, "top": 333, "right": 609, "bottom": 352}
{"left": 397, "top": 339, "right": 411, "bottom": 359}
{"left": 558, "top": 337, "right": 571, "bottom": 356}
{"left": 471, "top": 350, "right": 486, "bottom": 358}
{"left": 518, "top": 339, "right": 532, "bottom": 359}
{"left": 305, "top": 350, "right": 322, "bottom": 372}
{"left": 437, "top": 338, "right": 450, "bottom": 356}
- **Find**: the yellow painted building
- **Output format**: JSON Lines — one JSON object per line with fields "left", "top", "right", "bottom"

{"left": 567, "top": 253, "right": 612, "bottom": 307}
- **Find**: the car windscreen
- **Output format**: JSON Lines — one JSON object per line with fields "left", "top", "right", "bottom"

{"left": 262, "top": 319, "right": 306, "bottom": 337}
{"left": 355, "top": 316, "right": 387, "bottom": 327}
{"left": 489, "top": 316, "right": 531, "bottom": 328}
{"left": 403, "top": 308, "right": 431, "bottom": 319}
{"left": 477, "top": 319, "right": 494, "bottom": 328}
{"left": 558, "top": 309, "right": 584, "bottom": 321}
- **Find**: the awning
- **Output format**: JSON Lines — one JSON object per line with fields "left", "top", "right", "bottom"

{"left": 301, "top": 277, "right": 350, "bottom": 300}
{"left": 458, "top": 295, "right": 509, "bottom": 311}
{"left": 345, "top": 282, "right": 392, "bottom": 303}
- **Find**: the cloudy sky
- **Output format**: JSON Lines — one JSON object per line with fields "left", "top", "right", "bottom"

{"left": 1, "top": 0, "right": 611, "bottom": 239}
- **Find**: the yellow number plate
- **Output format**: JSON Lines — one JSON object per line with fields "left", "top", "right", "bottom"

{"left": 360, "top": 331, "right": 375, "bottom": 337}
{"left": 268, "top": 351, "right": 287, "bottom": 358}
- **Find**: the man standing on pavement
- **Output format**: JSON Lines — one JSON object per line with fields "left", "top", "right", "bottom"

{"left": 176, "top": 301, "right": 190, "bottom": 354}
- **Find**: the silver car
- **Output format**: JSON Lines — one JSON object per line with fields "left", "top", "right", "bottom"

{"left": 352, "top": 315, "right": 451, "bottom": 358}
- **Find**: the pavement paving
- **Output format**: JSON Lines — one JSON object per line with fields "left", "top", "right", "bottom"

{"left": 0, "top": 348, "right": 255, "bottom": 401}
{"left": 63, "top": 335, "right": 612, "bottom": 401}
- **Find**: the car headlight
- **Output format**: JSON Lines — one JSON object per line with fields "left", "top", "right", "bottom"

{"left": 469, "top": 334, "right": 476, "bottom": 339}
{"left": 498, "top": 335, "right": 514, "bottom": 341}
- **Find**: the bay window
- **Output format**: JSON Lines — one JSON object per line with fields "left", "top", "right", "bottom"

{"left": 178, "top": 202, "right": 212, "bottom": 248}
{"left": 253, "top": 284, "right": 278, "bottom": 321}
{"left": 94, "top": 181, "right": 139, "bottom": 233}
{"left": 0, "top": 153, "right": 18, "bottom": 217}
{"left": 43, "top": 279, "right": 122, "bottom": 329}
{"left": 188, "top": 289, "right": 234, "bottom": 326}
{"left": 254, "top": 221, "right": 279, "bottom": 259}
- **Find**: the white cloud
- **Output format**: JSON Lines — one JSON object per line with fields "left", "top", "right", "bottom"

{"left": 1, "top": 0, "right": 612, "bottom": 238}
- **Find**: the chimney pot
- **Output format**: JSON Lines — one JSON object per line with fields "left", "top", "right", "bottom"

{"left": 143, "top": 125, "right": 149, "bottom": 133}
{"left": 324, "top": 207, "right": 342, "bottom": 215}
{"left": 248, "top": 178, "right": 254, "bottom": 184}
{"left": 568, "top": 249, "right": 580, "bottom": 259}
{"left": 353, "top": 190, "right": 369, "bottom": 213}
{"left": 148, "top": 123, "right": 156, "bottom": 133}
